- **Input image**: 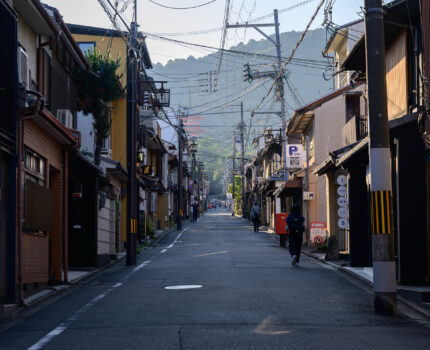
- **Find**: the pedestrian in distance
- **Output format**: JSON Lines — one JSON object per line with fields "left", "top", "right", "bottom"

{"left": 250, "top": 202, "right": 261, "bottom": 232}
{"left": 286, "top": 204, "right": 305, "bottom": 266}
{"left": 192, "top": 201, "right": 199, "bottom": 222}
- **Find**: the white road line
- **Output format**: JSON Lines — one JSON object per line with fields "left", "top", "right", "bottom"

{"left": 196, "top": 250, "right": 229, "bottom": 257}
{"left": 26, "top": 226, "right": 189, "bottom": 350}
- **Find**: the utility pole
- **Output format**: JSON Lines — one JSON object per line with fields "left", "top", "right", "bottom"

{"left": 364, "top": 0, "right": 397, "bottom": 315}
{"left": 126, "top": 1, "right": 138, "bottom": 266}
{"left": 274, "top": 9, "right": 287, "bottom": 181}
{"left": 228, "top": 10, "right": 287, "bottom": 180}
{"left": 305, "top": 135, "right": 310, "bottom": 244}
{"left": 240, "top": 102, "right": 245, "bottom": 218}
{"left": 232, "top": 134, "right": 236, "bottom": 216}
{"left": 177, "top": 119, "right": 184, "bottom": 230}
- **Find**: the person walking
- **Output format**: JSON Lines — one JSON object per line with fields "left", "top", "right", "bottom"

{"left": 286, "top": 204, "right": 305, "bottom": 265}
{"left": 192, "top": 201, "right": 199, "bottom": 222}
{"left": 250, "top": 202, "right": 261, "bottom": 232}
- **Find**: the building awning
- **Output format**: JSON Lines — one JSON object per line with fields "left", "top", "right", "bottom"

{"left": 276, "top": 177, "right": 302, "bottom": 198}
{"left": 342, "top": 0, "right": 421, "bottom": 73}
{"left": 336, "top": 137, "right": 369, "bottom": 167}
{"left": 313, "top": 138, "right": 369, "bottom": 176}
{"left": 313, "top": 157, "right": 336, "bottom": 176}
{"left": 31, "top": 108, "right": 77, "bottom": 146}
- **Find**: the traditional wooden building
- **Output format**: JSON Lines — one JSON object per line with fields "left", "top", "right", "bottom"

{"left": 13, "top": 0, "right": 87, "bottom": 301}
{"left": 316, "top": 0, "right": 429, "bottom": 286}
{"left": 0, "top": 0, "right": 18, "bottom": 305}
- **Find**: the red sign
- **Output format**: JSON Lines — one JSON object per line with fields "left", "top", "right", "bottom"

{"left": 310, "top": 222, "right": 327, "bottom": 244}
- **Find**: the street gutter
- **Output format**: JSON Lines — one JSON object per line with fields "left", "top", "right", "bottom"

{"left": 0, "top": 222, "right": 187, "bottom": 325}
{"left": 253, "top": 223, "right": 430, "bottom": 321}
{"left": 302, "top": 250, "right": 430, "bottom": 320}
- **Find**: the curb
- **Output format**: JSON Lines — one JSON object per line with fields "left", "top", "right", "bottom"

{"left": 1, "top": 222, "right": 194, "bottom": 324}
{"left": 302, "top": 251, "right": 430, "bottom": 320}
{"left": 0, "top": 252, "right": 128, "bottom": 325}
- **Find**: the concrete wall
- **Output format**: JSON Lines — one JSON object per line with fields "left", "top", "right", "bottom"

{"left": 97, "top": 196, "right": 115, "bottom": 264}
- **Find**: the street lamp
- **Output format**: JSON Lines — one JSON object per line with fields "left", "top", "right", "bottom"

{"left": 155, "top": 82, "right": 170, "bottom": 107}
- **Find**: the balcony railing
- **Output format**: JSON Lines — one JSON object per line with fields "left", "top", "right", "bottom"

{"left": 356, "top": 115, "right": 368, "bottom": 140}
{"left": 342, "top": 115, "right": 368, "bottom": 146}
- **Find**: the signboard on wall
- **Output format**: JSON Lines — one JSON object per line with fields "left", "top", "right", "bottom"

{"left": 303, "top": 192, "right": 314, "bottom": 200}
{"left": 336, "top": 174, "right": 349, "bottom": 229}
{"left": 286, "top": 144, "right": 304, "bottom": 168}
{"left": 310, "top": 222, "right": 327, "bottom": 244}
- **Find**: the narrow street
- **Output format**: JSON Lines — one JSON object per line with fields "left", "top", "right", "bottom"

{"left": 1, "top": 211, "right": 430, "bottom": 350}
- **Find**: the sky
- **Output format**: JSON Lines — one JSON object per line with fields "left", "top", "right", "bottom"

{"left": 45, "top": 0, "right": 365, "bottom": 65}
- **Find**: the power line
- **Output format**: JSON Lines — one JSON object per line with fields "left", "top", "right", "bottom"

{"left": 147, "top": 0, "right": 217, "bottom": 10}
{"left": 247, "top": 0, "right": 326, "bottom": 147}
{"left": 213, "top": 0, "right": 231, "bottom": 89}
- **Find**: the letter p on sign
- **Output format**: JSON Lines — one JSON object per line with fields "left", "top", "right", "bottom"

{"left": 288, "top": 145, "right": 298, "bottom": 156}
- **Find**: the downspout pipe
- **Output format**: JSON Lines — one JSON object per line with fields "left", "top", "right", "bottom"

{"left": 63, "top": 149, "right": 69, "bottom": 283}
{"left": 17, "top": 87, "right": 25, "bottom": 305}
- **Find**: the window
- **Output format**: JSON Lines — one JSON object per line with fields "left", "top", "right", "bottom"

{"left": 23, "top": 148, "right": 52, "bottom": 232}
{"left": 78, "top": 42, "right": 95, "bottom": 56}
{"left": 345, "top": 94, "right": 361, "bottom": 123}
{"left": 304, "top": 121, "right": 315, "bottom": 159}
{"left": 24, "top": 148, "right": 46, "bottom": 186}
{"left": 271, "top": 154, "right": 281, "bottom": 174}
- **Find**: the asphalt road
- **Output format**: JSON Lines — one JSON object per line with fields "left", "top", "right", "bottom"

{"left": 1, "top": 210, "right": 430, "bottom": 350}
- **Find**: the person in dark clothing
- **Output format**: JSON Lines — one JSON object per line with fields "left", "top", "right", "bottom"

{"left": 286, "top": 204, "right": 305, "bottom": 265}
{"left": 192, "top": 201, "right": 199, "bottom": 221}
{"left": 250, "top": 203, "right": 261, "bottom": 232}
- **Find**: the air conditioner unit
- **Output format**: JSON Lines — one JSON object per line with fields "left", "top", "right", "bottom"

{"left": 17, "top": 47, "right": 30, "bottom": 88}
{"left": 57, "top": 109, "right": 73, "bottom": 129}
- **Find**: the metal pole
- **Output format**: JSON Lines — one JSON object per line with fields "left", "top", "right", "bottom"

{"left": 177, "top": 119, "right": 183, "bottom": 230}
{"left": 305, "top": 135, "right": 310, "bottom": 244}
{"left": 274, "top": 9, "right": 287, "bottom": 181}
{"left": 241, "top": 102, "right": 245, "bottom": 218}
{"left": 200, "top": 168, "right": 204, "bottom": 216}
{"left": 364, "top": 0, "right": 397, "bottom": 315}
{"left": 126, "top": 20, "right": 138, "bottom": 266}
{"left": 232, "top": 135, "right": 236, "bottom": 216}
{"left": 192, "top": 155, "right": 196, "bottom": 207}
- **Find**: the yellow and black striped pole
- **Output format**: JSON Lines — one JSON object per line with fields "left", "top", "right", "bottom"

{"left": 370, "top": 190, "right": 392, "bottom": 235}
{"left": 365, "top": 0, "right": 397, "bottom": 315}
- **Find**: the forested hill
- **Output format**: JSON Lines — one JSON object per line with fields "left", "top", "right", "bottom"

{"left": 151, "top": 28, "right": 332, "bottom": 131}
{"left": 150, "top": 28, "right": 333, "bottom": 194}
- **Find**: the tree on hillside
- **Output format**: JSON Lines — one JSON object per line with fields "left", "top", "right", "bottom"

{"left": 76, "top": 48, "right": 124, "bottom": 165}
{"left": 228, "top": 175, "right": 243, "bottom": 214}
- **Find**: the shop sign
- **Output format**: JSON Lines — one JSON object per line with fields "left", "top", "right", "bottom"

{"left": 336, "top": 174, "right": 349, "bottom": 229}
{"left": 286, "top": 144, "right": 304, "bottom": 168}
